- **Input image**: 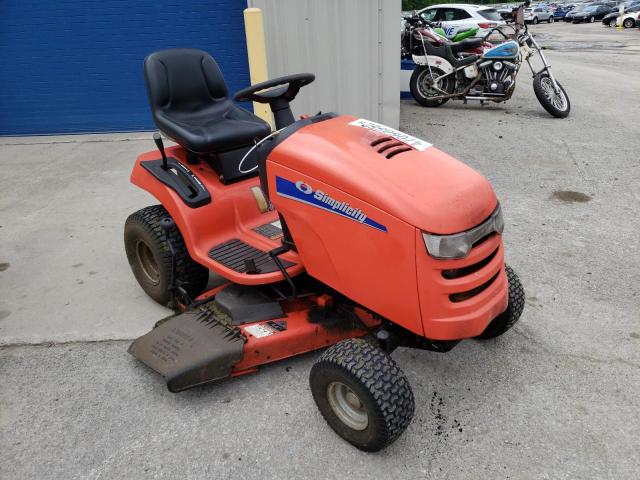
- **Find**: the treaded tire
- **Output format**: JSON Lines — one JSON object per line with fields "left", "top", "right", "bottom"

{"left": 477, "top": 265, "right": 525, "bottom": 339}
{"left": 623, "top": 18, "right": 635, "bottom": 28}
{"left": 124, "top": 205, "right": 209, "bottom": 306}
{"left": 309, "top": 338, "right": 415, "bottom": 452}
{"left": 533, "top": 73, "right": 571, "bottom": 118}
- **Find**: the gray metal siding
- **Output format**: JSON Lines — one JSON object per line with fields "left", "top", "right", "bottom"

{"left": 247, "top": 0, "right": 400, "bottom": 128}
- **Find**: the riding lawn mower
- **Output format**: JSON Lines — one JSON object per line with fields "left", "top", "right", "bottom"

{"left": 125, "top": 49, "right": 525, "bottom": 451}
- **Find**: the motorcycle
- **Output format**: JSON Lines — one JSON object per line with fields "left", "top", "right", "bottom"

{"left": 402, "top": 2, "right": 571, "bottom": 118}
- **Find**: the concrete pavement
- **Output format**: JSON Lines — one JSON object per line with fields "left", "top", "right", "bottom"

{"left": 1, "top": 22, "right": 639, "bottom": 479}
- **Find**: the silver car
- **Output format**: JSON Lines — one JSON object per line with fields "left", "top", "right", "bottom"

{"left": 524, "top": 5, "right": 555, "bottom": 23}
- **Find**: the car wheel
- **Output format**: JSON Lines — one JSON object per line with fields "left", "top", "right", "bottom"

{"left": 533, "top": 16, "right": 539, "bottom": 24}
{"left": 589, "top": 16, "right": 595, "bottom": 23}
{"left": 623, "top": 18, "right": 635, "bottom": 28}
{"left": 548, "top": 15, "right": 554, "bottom": 23}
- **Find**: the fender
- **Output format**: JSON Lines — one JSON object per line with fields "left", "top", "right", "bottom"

{"left": 411, "top": 54, "right": 454, "bottom": 75}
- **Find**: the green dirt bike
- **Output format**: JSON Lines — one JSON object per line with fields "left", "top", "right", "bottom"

{"left": 433, "top": 26, "right": 479, "bottom": 42}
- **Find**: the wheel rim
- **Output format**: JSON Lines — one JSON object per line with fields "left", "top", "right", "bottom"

{"left": 136, "top": 239, "right": 160, "bottom": 285}
{"left": 327, "top": 381, "right": 369, "bottom": 431}
{"left": 416, "top": 68, "right": 449, "bottom": 101}
{"left": 540, "top": 77, "right": 568, "bottom": 112}
{"left": 534, "top": 17, "right": 538, "bottom": 24}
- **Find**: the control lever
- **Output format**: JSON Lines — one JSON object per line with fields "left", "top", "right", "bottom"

{"left": 153, "top": 132, "right": 168, "bottom": 170}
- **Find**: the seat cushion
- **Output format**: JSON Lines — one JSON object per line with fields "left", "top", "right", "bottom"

{"left": 156, "top": 99, "right": 271, "bottom": 154}
{"left": 450, "top": 38, "right": 484, "bottom": 55}
{"left": 144, "top": 49, "right": 271, "bottom": 154}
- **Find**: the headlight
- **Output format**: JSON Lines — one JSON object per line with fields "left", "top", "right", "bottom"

{"left": 422, "top": 204, "right": 504, "bottom": 260}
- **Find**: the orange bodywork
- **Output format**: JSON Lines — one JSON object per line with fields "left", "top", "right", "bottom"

{"left": 131, "top": 114, "right": 508, "bottom": 341}
{"left": 130, "top": 146, "right": 303, "bottom": 285}
{"left": 267, "top": 115, "right": 507, "bottom": 339}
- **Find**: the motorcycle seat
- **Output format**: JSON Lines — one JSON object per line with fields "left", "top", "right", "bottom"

{"left": 144, "top": 49, "right": 271, "bottom": 154}
{"left": 449, "top": 38, "right": 484, "bottom": 55}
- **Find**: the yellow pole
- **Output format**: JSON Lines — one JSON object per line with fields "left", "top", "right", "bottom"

{"left": 243, "top": 8, "right": 273, "bottom": 128}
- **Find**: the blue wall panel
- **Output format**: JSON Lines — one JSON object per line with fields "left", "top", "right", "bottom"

{"left": 0, "top": 1, "right": 250, "bottom": 135}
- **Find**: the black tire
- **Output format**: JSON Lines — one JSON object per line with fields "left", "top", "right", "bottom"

{"left": 533, "top": 17, "right": 539, "bottom": 24}
{"left": 623, "top": 18, "right": 635, "bottom": 28}
{"left": 410, "top": 66, "right": 454, "bottom": 108}
{"left": 477, "top": 265, "right": 525, "bottom": 339}
{"left": 533, "top": 72, "right": 571, "bottom": 118}
{"left": 124, "top": 205, "right": 209, "bottom": 306}
{"left": 309, "top": 338, "right": 415, "bottom": 452}
{"left": 589, "top": 16, "right": 595, "bottom": 23}
{"left": 548, "top": 15, "right": 554, "bottom": 23}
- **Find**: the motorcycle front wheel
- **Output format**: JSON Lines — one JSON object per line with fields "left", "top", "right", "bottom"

{"left": 410, "top": 66, "right": 454, "bottom": 108}
{"left": 533, "top": 73, "right": 570, "bottom": 118}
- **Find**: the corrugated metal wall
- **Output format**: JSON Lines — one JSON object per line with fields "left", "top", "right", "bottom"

{"left": 0, "top": 0, "right": 249, "bottom": 135}
{"left": 247, "top": 0, "right": 400, "bottom": 128}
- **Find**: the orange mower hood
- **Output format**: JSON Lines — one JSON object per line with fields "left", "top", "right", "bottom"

{"left": 268, "top": 115, "right": 498, "bottom": 234}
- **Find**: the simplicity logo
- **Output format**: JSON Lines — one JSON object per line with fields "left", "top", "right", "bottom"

{"left": 295, "top": 181, "right": 368, "bottom": 223}
{"left": 274, "top": 176, "right": 387, "bottom": 232}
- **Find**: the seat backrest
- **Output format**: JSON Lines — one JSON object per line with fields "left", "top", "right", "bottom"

{"left": 144, "top": 49, "right": 229, "bottom": 114}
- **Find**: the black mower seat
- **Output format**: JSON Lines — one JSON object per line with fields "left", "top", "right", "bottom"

{"left": 449, "top": 38, "right": 484, "bottom": 55}
{"left": 144, "top": 49, "right": 271, "bottom": 154}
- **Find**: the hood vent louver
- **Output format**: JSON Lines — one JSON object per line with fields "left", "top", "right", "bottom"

{"left": 370, "top": 137, "right": 413, "bottom": 159}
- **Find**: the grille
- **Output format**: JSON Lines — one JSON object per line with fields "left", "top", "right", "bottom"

{"left": 442, "top": 247, "right": 498, "bottom": 279}
{"left": 449, "top": 271, "right": 500, "bottom": 303}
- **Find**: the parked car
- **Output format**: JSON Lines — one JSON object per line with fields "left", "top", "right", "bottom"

{"left": 615, "top": 10, "right": 640, "bottom": 26}
{"left": 564, "top": 4, "right": 589, "bottom": 22}
{"left": 604, "top": 3, "right": 640, "bottom": 26}
{"left": 418, "top": 4, "right": 505, "bottom": 38}
{"left": 553, "top": 5, "right": 571, "bottom": 18}
{"left": 524, "top": 5, "right": 555, "bottom": 23}
{"left": 572, "top": 4, "right": 615, "bottom": 22}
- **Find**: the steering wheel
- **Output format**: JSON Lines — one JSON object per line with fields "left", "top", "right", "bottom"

{"left": 234, "top": 73, "right": 315, "bottom": 104}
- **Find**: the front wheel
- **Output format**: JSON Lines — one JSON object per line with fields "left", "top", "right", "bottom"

{"left": 533, "top": 17, "right": 539, "bottom": 24}
{"left": 589, "top": 16, "right": 595, "bottom": 23}
{"left": 548, "top": 16, "right": 554, "bottom": 23}
{"left": 309, "top": 338, "right": 415, "bottom": 451}
{"left": 533, "top": 72, "right": 570, "bottom": 118}
{"left": 410, "top": 66, "right": 454, "bottom": 107}
{"left": 477, "top": 265, "right": 525, "bottom": 339}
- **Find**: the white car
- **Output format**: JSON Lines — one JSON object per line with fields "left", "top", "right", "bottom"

{"left": 615, "top": 11, "right": 640, "bottom": 27}
{"left": 524, "top": 5, "right": 555, "bottom": 24}
{"left": 418, "top": 4, "right": 506, "bottom": 38}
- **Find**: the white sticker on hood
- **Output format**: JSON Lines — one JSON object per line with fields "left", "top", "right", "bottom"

{"left": 349, "top": 119, "right": 432, "bottom": 151}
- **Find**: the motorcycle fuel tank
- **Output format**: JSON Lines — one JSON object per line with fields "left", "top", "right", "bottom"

{"left": 483, "top": 40, "right": 519, "bottom": 59}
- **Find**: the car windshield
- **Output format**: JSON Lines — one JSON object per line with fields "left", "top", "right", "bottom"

{"left": 478, "top": 8, "right": 503, "bottom": 20}
{"left": 583, "top": 6, "right": 598, "bottom": 12}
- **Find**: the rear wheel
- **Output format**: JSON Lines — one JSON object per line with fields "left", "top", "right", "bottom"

{"left": 623, "top": 18, "right": 635, "bottom": 28}
{"left": 124, "top": 205, "right": 209, "bottom": 306}
{"left": 533, "top": 72, "right": 570, "bottom": 118}
{"left": 309, "top": 338, "right": 415, "bottom": 451}
{"left": 589, "top": 16, "right": 595, "bottom": 23}
{"left": 410, "top": 66, "right": 454, "bottom": 107}
{"left": 533, "top": 17, "right": 539, "bottom": 24}
{"left": 477, "top": 265, "right": 525, "bottom": 339}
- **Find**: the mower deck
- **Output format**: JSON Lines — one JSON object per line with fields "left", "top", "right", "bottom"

{"left": 129, "top": 291, "right": 373, "bottom": 391}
